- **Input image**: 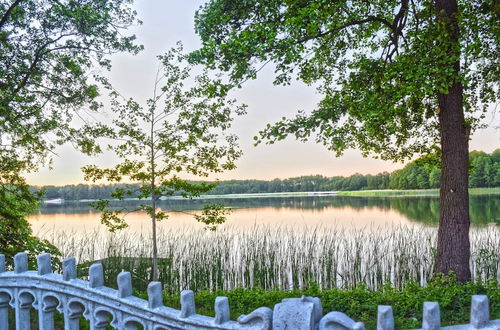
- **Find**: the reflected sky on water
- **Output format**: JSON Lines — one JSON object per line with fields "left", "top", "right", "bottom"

{"left": 28, "top": 195, "right": 499, "bottom": 237}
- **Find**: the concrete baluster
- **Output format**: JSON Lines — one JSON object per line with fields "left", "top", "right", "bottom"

{"left": 471, "top": 295, "right": 489, "bottom": 329}
{"left": 93, "top": 308, "right": 112, "bottom": 330}
{"left": 117, "top": 272, "right": 132, "bottom": 298}
{"left": 14, "top": 253, "right": 31, "bottom": 329}
{"left": 0, "top": 255, "right": 6, "bottom": 330}
{"left": 14, "top": 253, "right": 28, "bottom": 274}
{"left": 16, "top": 292, "right": 34, "bottom": 330}
{"left": 214, "top": 297, "right": 230, "bottom": 324}
{"left": 422, "top": 302, "right": 440, "bottom": 330}
{"left": 36, "top": 253, "right": 54, "bottom": 330}
{"left": 0, "top": 292, "right": 10, "bottom": 330}
{"left": 39, "top": 296, "right": 58, "bottom": 330}
{"left": 37, "top": 254, "right": 52, "bottom": 276}
{"left": 65, "top": 300, "right": 85, "bottom": 330}
{"left": 89, "top": 264, "right": 104, "bottom": 288}
{"left": 63, "top": 258, "right": 77, "bottom": 281}
{"left": 37, "top": 254, "right": 56, "bottom": 329}
{"left": 0, "top": 254, "right": 5, "bottom": 273}
{"left": 377, "top": 306, "right": 394, "bottom": 330}
{"left": 180, "top": 290, "right": 195, "bottom": 318}
{"left": 147, "top": 282, "right": 163, "bottom": 309}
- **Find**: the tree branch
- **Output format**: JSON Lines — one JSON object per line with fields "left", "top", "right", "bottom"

{"left": 0, "top": 0, "right": 23, "bottom": 29}
{"left": 290, "top": 15, "right": 394, "bottom": 47}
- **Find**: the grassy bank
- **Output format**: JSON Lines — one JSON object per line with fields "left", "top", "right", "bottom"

{"left": 132, "top": 278, "right": 499, "bottom": 329}
{"left": 194, "top": 191, "right": 326, "bottom": 199}
{"left": 337, "top": 187, "right": 500, "bottom": 197}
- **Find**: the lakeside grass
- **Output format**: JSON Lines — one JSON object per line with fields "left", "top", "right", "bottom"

{"left": 40, "top": 225, "right": 500, "bottom": 294}
{"left": 337, "top": 187, "right": 500, "bottom": 197}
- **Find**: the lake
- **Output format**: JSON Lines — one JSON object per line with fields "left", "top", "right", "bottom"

{"left": 28, "top": 194, "right": 499, "bottom": 234}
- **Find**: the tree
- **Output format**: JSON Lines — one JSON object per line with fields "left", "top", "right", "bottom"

{"left": 190, "top": 0, "right": 498, "bottom": 281}
{"left": 0, "top": 155, "right": 59, "bottom": 264}
{"left": 82, "top": 45, "right": 246, "bottom": 281}
{"left": 429, "top": 168, "right": 441, "bottom": 188}
{"left": 1, "top": 0, "right": 141, "bottom": 256}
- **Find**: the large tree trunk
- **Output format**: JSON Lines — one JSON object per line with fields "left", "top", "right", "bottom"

{"left": 434, "top": 0, "right": 471, "bottom": 282}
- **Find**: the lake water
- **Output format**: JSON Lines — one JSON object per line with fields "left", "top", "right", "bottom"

{"left": 28, "top": 194, "right": 499, "bottom": 235}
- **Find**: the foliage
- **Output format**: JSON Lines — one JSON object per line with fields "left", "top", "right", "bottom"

{"left": 82, "top": 44, "right": 245, "bottom": 230}
{"left": 191, "top": 0, "right": 498, "bottom": 160}
{"left": 38, "top": 150, "right": 500, "bottom": 199}
{"left": 0, "top": 0, "right": 141, "bottom": 266}
{"left": 470, "top": 150, "right": 500, "bottom": 188}
{"left": 0, "top": 0, "right": 141, "bottom": 170}
{"left": 391, "top": 149, "right": 500, "bottom": 189}
{"left": 0, "top": 156, "right": 60, "bottom": 266}
{"left": 81, "top": 44, "right": 246, "bottom": 279}
{"left": 133, "top": 278, "right": 500, "bottom": 329}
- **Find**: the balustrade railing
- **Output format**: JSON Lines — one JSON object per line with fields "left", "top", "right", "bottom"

{"left": 0, "top": 253, "right": 498, "bottom": 329}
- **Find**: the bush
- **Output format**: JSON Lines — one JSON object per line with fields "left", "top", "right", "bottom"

{"left": 136, "top": 278, "right": 499, "bottom": 329}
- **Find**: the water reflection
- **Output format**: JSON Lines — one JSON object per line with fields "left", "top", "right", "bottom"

{"left": 28, "top": 195, "right": 499, "bottom": 235}
{"left": 35, "top": 195, "right": 499, "bottom": 223}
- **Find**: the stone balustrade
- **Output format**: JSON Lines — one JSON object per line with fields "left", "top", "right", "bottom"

{"left": 0, "top": 253, "right": 498, "bottom": 329}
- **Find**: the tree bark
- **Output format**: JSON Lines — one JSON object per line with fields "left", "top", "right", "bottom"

{"left": 434, "top": 0, "right": 471, "bottom": 282}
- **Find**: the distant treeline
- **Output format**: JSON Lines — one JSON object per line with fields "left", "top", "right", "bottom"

{"left": 39, "top": 150, "right": 500, "bottom": 200}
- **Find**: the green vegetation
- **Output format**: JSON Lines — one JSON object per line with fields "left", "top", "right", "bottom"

{"left": 134, "top": 278, "right": 499, "bottom": 329}
{"left": 0, "top": 179, "right": 59, "bottom": 265}
{"left": 38, "top": 151, "right": 500, "bottom": 200}
{"left": 0, "top": 0, "right": 140, "bottom": 258}
{"left": 339, "top": 189, "right": 439, "bottom": 197}
{"left": 390, "top": 150, "right": 500, "bottom": 189}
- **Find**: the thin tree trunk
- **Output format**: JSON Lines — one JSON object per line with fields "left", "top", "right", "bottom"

{"left": 151, "top": 185, "right": 159, "bottom": 282}
{"left": 150, "top": 96, "right": 159, "bottom": 282}
{"left": 434, "top": 0, "right": 471, "bottom": 282}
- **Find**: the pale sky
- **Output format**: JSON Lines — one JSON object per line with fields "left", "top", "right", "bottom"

{"left": 26, "top": 1, "right": 499, "bottom": 186}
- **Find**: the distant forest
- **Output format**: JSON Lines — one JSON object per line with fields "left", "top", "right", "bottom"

{"left": 39, "top": 150, "right": 500, "bottom": 200}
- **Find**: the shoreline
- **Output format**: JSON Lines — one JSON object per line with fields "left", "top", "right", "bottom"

{"left": 43, "top": 187, "right": 500, "bottom": 203}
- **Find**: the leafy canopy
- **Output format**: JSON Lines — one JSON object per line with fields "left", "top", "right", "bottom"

{"left": 0, "top": 0, "right": 141, "bottom": 256}
{"left": 0, "top": 153, "right": 59, "bottom": 263}
{"left": 190, "top": 0, "right": 498, "bottom": 161}
{"left": 82, "top": 44, "right": 246, "bottom": 231}
{"left": 0, "top": 0, "right": 142, "bottom": 171}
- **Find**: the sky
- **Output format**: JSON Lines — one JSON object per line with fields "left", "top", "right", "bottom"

{"left": 26, "top": 1, "right": 499, "bottom": 186}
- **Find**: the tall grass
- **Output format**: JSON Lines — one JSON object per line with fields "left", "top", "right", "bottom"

{"left": 39, "top": 225, "right": 500, "bottom": 294}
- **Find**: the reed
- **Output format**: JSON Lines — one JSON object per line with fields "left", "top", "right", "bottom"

{"left": 38, "top": 225, "right": 500, "bottom": 294}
